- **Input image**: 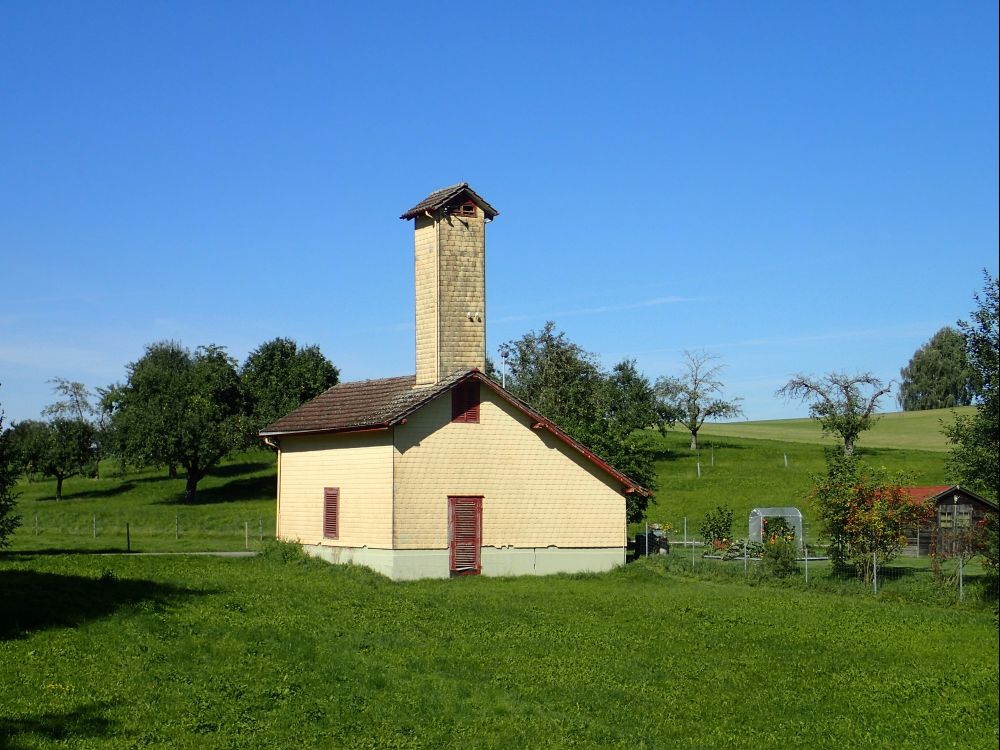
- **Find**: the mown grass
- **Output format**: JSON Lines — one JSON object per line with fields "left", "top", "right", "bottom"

{"left": 8, "top": 451, "right": 277, "bottom": 553}
{"left": 1, "top": 549, "right": 996, "bottom": 749}
{"left": 695, "top": 406, "right": 974, "bottom": 452}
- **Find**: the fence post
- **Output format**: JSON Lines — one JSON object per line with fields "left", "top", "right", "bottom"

{"left": 710, "top": 445, "right": 714, "bottom": 467}
{"left": 683, "top": 518, "right": 687, "bottom": 548}
{"left": 34, "top": 513, "right": 39, "bottom": 536}
{"left": 126, "top": 523, "right": 131, "bottom": 553}
{"left": 873, "top": 551, "right": 877, "bottom": 596}
{"left": 93, "top": 514, "right": 97, "bottom": 539}
{"left": 644, "top": 522, "right": 649, "bottom": 558}
{"left": 804, "top": 539, "right": 809, "bottom": 585}
{"left": 175, "top": 513, "right": 180, "bottom": 540}
{"left": 743, "top": 539, "right": 748, "bottom": 576}
{"left": 696, "top": 462, "right": 701, "bottom": 478}
{"left": 959, "top": 555, "right": 964, "bottom": 602}
{"left": 245, "top": 521, "right": 249, "bottom": 550}
{"left": 783, "top": 454, "right": 788, "bottom": 468}
{"left": 259, "top": 518, "right": 263, "bottom": 542}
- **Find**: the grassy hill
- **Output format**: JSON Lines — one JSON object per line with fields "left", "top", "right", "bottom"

{"left": 694, "top": 406, "right": 974, "bottom": 452}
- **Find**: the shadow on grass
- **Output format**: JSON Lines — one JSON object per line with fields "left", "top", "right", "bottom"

{"left": 156, "top": 475, "right": 276, "bottom": 506}
{"left": 208, "top": 461, "right": 273, "bottom": 478}
{"left": 0, "top": 702, "right": 117, "bottom": 750}
{"left": 0, "top": 569, "right": 200, "bottom": 640}
{"left": 56, "top": 482, "right": 137, "bottom": 502}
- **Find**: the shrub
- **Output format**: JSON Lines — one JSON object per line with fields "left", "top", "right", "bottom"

{"left": 762, "top": 537, "right": 799, "bottom": 577}
{"left": 700, "top": 505, "right": 734, "bottom": 545}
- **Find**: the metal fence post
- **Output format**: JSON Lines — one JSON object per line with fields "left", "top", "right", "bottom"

{"left": 93, "top": 514, "right": 97, "bottom": 538}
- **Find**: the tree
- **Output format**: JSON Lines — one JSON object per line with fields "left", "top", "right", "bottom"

{"left": 6, "top": 419, "right": 51, "bottom": 481}
{"left": 240, "top": 337, "right": 339, "bottom": 439}
{"left": 898, "top": 327, "right": 976, "bottom": 411}
{"left": 36, "top": 418, "right": 98, "bottom": 500}
{"left": 777, "top": 372, "right": 891, "bottom": 455}
{"left": 654, "top": 350, "right": 743, "bottom": 450}
{"left": 501, "top": 322, "right": 657, "bottom": 521}
{"left": 0, "top": 389, "right": 23, "bottom": 548}
{"left": 810, "top": 450, "right": 935, "bottom": 582}
{"left": 108, "top": 341, "right": 245, "bottom": 502}
{"left": 42, "top": 378, "right": 108, "bottom": 478}
{"left": 945, "top": 271, "right": 999, "bottom": 502}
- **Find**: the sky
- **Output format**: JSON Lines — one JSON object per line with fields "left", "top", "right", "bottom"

{"left": 1, "top": 1, "right": 997, "bottom": 425}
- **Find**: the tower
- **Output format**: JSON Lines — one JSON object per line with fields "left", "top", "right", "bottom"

{"left": 401, "top": 183, "right": 499, "bottom": 386}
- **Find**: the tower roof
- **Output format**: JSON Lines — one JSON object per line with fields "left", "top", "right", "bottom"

{"left": 400, "top": 182, "right": 499, "bottom": 220}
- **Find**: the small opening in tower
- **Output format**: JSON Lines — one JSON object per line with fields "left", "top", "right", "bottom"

{"left": 452, "top": 200, "right": 476, "bottom": 217}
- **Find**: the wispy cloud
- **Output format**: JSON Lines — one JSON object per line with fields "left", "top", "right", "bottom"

{"left": 494, "top": 295, "right": 701, "bottom": 324}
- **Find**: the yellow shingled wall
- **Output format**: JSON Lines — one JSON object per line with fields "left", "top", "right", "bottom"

{"left": 277, "top": 432, "right": 393, "bottom": 548}
{"left": 392, "top": 384, "right": 625, "bottom": 550}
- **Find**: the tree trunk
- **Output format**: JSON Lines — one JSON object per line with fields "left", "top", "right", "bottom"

{"left": 690, "top": 431, "right": 699, "bottom": 450}
{"left": 184, "top": 472, "right": 200, "bottom": 503}
{"left": 844, "top": 437, "right": 855, "bottom": 455}
{"left": 168, "top": 464, "right": 178, "bottom": 479}
{"left": 55, "top": 475, "right": 63, "bottom": 501}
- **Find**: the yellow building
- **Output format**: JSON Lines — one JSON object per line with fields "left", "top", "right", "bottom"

{"left": 261, "top": 184, "right": 648, "bottom": 579}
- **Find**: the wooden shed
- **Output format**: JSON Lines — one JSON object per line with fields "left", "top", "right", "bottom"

{"left": 900, "top": 485, "right": 998, "bottom": 557}
{"left": 260, "top": 184, "right": 649, "bottom": 579}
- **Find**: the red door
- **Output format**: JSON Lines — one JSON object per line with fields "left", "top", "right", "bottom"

{"left": 449, "top": 496, "right": 482, "bottom": 576}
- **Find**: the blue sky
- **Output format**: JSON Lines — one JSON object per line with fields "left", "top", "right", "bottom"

{"left": 1, "top": 1, "right": 997, "bottom": 424}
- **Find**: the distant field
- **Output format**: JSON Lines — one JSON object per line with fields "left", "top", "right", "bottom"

{"left": 694, "top": 406, "right": 974, "bottom": 452}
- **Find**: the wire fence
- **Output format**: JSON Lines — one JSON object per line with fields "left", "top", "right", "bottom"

{"left": 631, "top": 517, "right": 980, "bottom": 602}
{"left": 14, "top": 510, "right": 276, "bottom": 553}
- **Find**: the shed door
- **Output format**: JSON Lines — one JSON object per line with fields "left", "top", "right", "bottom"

{"left": 449, "top": 496, "right": 482, "bottom": 576}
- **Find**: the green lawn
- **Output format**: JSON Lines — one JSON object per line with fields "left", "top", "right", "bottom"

{"left": 695, "top": 406, "right": 974, "bottom": 452}
{"left": 1, "top": 550, "right": 996, "bottom": 749}
{"left": 8, "top": 451, "right": 277, "bottom": 553}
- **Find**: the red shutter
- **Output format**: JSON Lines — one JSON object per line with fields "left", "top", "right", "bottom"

{"left": 449, "top": 496, "right": 482, "bottom": 575}
{"left": 323, "top": 487, "right": 339, "bottom": 539}
{"left": 451, "top": 381, "right": 480, "bottom": 423}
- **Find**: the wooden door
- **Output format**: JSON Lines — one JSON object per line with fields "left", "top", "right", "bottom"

{"left": 449, "top": 496, "right": 482, "bottom": 576}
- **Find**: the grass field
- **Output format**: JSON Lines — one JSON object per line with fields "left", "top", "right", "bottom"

{"left": 7, "top": 451, "right": 277, "bottom": 553}
{"left": 2, "top": 413, "right": 996, "bottom": 748}
{"left": 1, "top": 550, "right": 996, "bottom": 749}
{"left": 695, "top": 406, "right": 974, "bottom": 452}
{"left": 642, "top": 429, "right": 950, "bottom": 544}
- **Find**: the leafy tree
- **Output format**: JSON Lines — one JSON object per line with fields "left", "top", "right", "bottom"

{"left": 42, "top": 378, "right": 109, "bottom": 477}
{"left": 898, "top": 327, "right": 975, "bottom": 411}
{"left": 810, "top": 450, "right": 935, "bottom": 582}
{"left": 777, "top": 372, "right": 891, "bottom": 455}
{"left": 501, "top": 322, "right": 657, "bottom": 521}
{"left": 6, "top": 419, "right": 51, "bottom": 481}
{"left": 654, "top": 350, "right": 743, "bottom": 450}
{"left": 36, "top": 418, "right": 98, "bottom": 500}
{"left": 0, "top": 390, "right": 23, "bottom": 548}
{"left": 945, "top": 271, "right": 999, "bottom": 502}
{"left": 240, "top": 337, "right": 339, "bottom": 438}
{"left": 108, "top": 341, "right": 245, "bottom": 502}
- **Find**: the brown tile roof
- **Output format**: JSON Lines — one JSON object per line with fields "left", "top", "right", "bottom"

{"left": 259, "top": 372, "right": 468, "bottom": 436}
{"left": 260, "top": 369, "right": 649, "bottom": 497}
{"left": 400, "top": 182, "right": 499, "bottom": 220}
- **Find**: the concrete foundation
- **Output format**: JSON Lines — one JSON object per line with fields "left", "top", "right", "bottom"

{"left": 302, "top": 544, "right": 624, "bottom": 580}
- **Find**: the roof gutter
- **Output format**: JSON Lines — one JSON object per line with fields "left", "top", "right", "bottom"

{"left": 259, "top": 422, "right": 392, "bottom": 439}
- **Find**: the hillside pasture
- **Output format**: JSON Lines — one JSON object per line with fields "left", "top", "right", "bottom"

{"left": 694, "top": 406, "right": 973, "bottom": 452}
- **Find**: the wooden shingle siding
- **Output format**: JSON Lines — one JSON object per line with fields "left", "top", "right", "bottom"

{"left": 393, "top": 389, "right": 624, "bottom": 550}
{"left": 277, "top": 432, "right": 393, "bottom": 547}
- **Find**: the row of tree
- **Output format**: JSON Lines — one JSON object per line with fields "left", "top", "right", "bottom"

{"left": 2, "top": 338, "right": 339, "bottom": 503}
